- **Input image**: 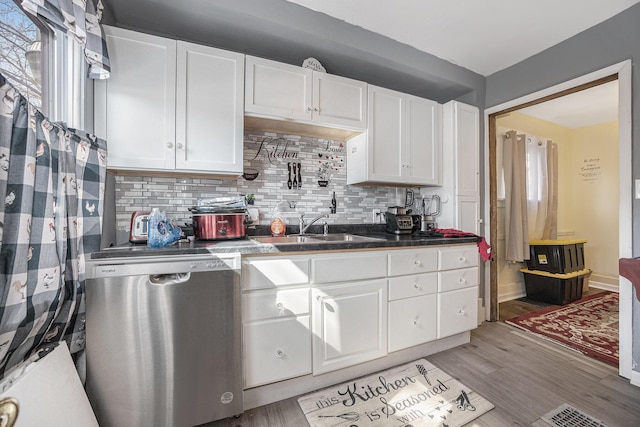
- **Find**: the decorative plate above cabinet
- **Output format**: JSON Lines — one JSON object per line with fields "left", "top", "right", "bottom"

{"left": 94, "top": 26, "right": 244, "bottom": 176}
{"left": 244, "top": 56, "right": 367, "bottom": 141}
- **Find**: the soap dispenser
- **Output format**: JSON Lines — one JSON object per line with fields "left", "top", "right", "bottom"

{"left": 270, "top": 203, "right": 287, "bottom": 237}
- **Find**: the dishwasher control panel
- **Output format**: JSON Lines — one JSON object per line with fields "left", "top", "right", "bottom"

{"left": 87, "top": 254, "right": 240, "bottom": 278}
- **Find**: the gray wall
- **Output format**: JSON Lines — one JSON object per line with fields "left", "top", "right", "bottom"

{"left": 101, "top": 0, "right": 485, "bottom": 106}
{"left": 486, "top": 3, "right": 640, "bottom": 373}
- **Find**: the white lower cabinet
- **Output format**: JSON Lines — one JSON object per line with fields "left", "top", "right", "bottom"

{"left": 388, "top": 294, "right": 437, "bottom": 352}
{"left": 242, "top": 256, "right": 312, "bottom": 388}
{"left": 311, "top": 279, "right": 387, "bottom": 375}
{"left": 243, "top": 316, "right": 311, "bottom": 388}
{"left": 241, "top": 244, "right": 480, "bottom": 391}
{"left": 437, "top": 287, "right": 478, "bottom": 339}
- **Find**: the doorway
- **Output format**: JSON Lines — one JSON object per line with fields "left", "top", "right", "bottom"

{"left": 483, "top": 60, "right": 633, "bottom": 377}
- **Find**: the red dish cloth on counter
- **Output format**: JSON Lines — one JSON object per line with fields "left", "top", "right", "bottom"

{"left": 434, "top": 228, "right": 494, "bottom": 262}
{"left": 618, "top": 258, "right": 640, "bottom": 301}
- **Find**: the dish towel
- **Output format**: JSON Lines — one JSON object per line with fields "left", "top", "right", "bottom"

{"left": 433, "top": 228, "right": 494, "bottom": 262}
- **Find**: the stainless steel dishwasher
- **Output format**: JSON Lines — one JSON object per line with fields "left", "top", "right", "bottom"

{"left": 85, "top": 253, "right": 242, "bottom": 427}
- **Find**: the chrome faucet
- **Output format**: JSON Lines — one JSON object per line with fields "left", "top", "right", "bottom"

{"left": 299, "top": 213, "right": 330, "bottom": 235}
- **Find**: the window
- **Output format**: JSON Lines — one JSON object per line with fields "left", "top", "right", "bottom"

{"left": 0, "top": 0, "right": 44, "bottom": 109}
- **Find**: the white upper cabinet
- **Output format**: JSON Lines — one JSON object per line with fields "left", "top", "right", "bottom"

{"left": 95, "top": 26, "right": 177, "bottom": 170}
{"left": 175, "top": 41, "right": 244, "bottom": 173}
{"left": 245, "top": 56, "right": 367, "bottom": 130}
{"left": 95, "top": 26, "right": 244, "bottom": 175}
{"left": 347, "top": 85, "right": 442, "bottom": 186}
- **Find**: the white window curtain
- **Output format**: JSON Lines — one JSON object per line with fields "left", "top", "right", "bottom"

{"left": 526, "top": 135, "right": 558, "bottom": 241}
{"left": 503, "top": 130, "right": 558, "bottom": 262}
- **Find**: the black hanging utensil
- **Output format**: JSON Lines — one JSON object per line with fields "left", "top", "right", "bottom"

{"left": 287, "top": 163, "right": 292, "bottom": 189}
{"left": 292, "top": 162, "right": 298, "bottom": 189}
{"left": 297, "top": 162, "right": 302, "bottom": 189}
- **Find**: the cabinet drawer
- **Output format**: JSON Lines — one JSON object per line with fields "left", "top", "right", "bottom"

{"left": 388, "top": 273, "right": 438, "bottom": 301}
{"left": 243, "top": 288, "right": 309, "bottom": 322}
{"left": 437, "top": 287, "right": 478, "bottom": 339}
{"left": 311, "top": 252, "right": 387, "bottom": 283}
{"left": 438, "top": 245, "right": 478, "bottom": 271}
{"left": 242, "top": 256, "right": 310, "bottom": 290}
{"left": 438, "top": 267, "right": 478, "bottom": 292}
{"left": 388, "top": 294, "right": 437, "bottom": 352}
{"left": 388, "top": 248, "right": 438, "bottom": 276}
{"left": 243, "top": 316, "right": 312, "bottom": 388}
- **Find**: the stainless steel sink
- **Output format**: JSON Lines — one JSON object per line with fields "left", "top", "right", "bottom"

{"left": 250, "top": 233, "right": 385, "bottom": 245}
{"left": 305, "top": 233, "right": 385, "bottom": 242}
{"left": 249, "top": 235, "right": 316, "bottom": 244}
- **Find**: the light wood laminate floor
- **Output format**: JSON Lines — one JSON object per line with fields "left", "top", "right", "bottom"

{"left": 207, "top": 321, "right": 640, "bottom": 426}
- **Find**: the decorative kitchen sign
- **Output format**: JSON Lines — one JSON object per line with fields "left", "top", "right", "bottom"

{"left": 250, "top": 136, "right": 299, "bottom": 165}
{"left": 298, "top": 358, "right": 494, "bottom": 427}
{"left": 579, "top": 157, "right": 602, "bottom": 183}
{"left": 317, "top": 140, "right": 345, "bottom": 186}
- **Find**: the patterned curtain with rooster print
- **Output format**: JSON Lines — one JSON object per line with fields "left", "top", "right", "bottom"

{"left": 0, "top": 73, "right": 106, "bottom": 379}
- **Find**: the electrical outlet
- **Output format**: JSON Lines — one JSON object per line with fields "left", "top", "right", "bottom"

{"left": 372, "top": 208, "right": 382, "bottom": 223}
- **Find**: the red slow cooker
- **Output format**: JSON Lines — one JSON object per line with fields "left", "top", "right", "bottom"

{"left": 189, "top": 206, "right": 246, "bottom": 240}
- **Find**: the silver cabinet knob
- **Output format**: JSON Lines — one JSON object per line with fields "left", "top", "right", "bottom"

{"left": 276, "top": 349, "right": 284, "bottom": 358}
{"left": 414, "top": 260, "right": 421, "bottom": 266}
{"left": 414, "top": 283, "right": 422, "bottom": 290}
{"left": 459, "top": 256, "right": 467, "bottom": 263}
{"left": 413, "top": 319, "right": 420, "bottom": 326}
{"left": 276, "top": 302, "right": 284, "bottom": 310}
{"left": 459, "top": 277, "right": 467, "bottom": 284}
{"left": 176, "top": 142, "right": 184, "bottom": 150}
{"left": 313, "top": 107, "right": 319, "bottom": 112}
{"left": 166, "top": 142, "right": 174, "bottom": 149}
{"left": 458, "top": 309, "right": 466, "bottom": 316}
{"left": 307, "top": 106, "right": 313, "bottom": 112}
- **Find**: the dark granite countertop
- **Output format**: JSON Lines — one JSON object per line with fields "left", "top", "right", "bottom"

{"left": 91, "top": 224, "right": 479, "bottom": 260}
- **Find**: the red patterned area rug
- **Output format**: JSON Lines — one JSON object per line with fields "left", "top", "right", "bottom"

{"left": 506, "top": 291, "right": 619, "bottom": 366}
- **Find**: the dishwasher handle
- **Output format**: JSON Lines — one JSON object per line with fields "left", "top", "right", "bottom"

{"left": 149, "top": 272, "right": 191, "bottom": 285}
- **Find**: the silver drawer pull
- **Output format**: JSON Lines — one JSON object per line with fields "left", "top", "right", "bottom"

{"left": 166, "top": 141, "right": 174, "bottom": 149}
{"left": 413, "top": 319, "right": 420, "bottom": 326}
{"left": 414, "top": 260, "right": 421, "bottom": 266}
{"left": 276, "top": 350, "right": 284, "bottom": 358}
{"left": 459, "top": 278, "right": 467, "bottom": 284}
{"left": 276, "top": 302, "right": 284, "bottom": 310}
{"left": 459, "top": 256, "right": 467, "bottom": 263}
{"left": 458, "top": 309, "right": 466, "bottom": 316}
{"left": 414, "top": 283, "right": 422, "bottom": 290}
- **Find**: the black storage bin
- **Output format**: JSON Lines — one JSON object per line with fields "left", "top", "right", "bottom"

{"left": 520, "top": 268, "right": 590, "bottom": 305}
{"left": 526, "top": 239, "right": 586, "bottom": 274}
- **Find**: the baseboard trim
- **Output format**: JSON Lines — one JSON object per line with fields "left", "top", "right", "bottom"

{"left": 631, "top": 370, "right": 640, "bottom": 388}
{"left": 498, "top": 281, "right": 526, "bottom": 302}
{"left": 589, "top": 281, "right": 619, "bottom": 292}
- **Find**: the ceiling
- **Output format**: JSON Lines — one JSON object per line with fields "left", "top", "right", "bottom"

{"left": 518, "top": 81, "right": 619, "bottom": 129}
{"left": 286, "top": 0, "right": 640, "bottom": 76}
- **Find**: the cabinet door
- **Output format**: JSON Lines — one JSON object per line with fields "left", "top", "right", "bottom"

{"left": 457, "top": 195, "right": 481, "bottom": 234}
{"left": 454, "top": 102, "right": 480, "bottom": 197}
{"left": 312, "top": 279, "right": 387, "bottom": 375}
{"left": 243, "top": 316, "right": 312, "bottom": 388}
{"left": 405, "top": 95, "right": 442, "bottom": 185}
{"left": 388, "top": 294, "right": 437, "bottom": 352}
{"left": 367, "top": 85, "right": 404, "bottom": 183}
{"left": 245, "top": 56, "right": 312, "bottom": 121}
{"left": 176, "top": 42, "right": 244, "bottom": 174}
{"left": 313, "top": 73, "right": 367, "bottom": 129}
{"left": 437, "top": 286, "right": 478, "bottom": 338}
{"left": 95, "top": 26, "right": 176, "bottom": 170}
